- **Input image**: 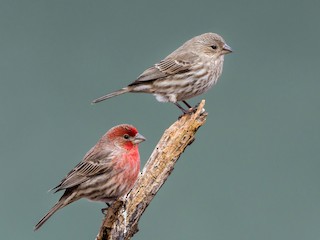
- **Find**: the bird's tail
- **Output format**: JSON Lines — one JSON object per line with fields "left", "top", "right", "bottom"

{"left": 92, "top": 87, "right": 130, "bottom": 104}
{"left": 34, "top": 201, "right": 64, "bottom": 231}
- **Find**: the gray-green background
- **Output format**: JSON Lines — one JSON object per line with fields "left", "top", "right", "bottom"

{"left": 1, "top": 0, "right": 319, "bottom": 239}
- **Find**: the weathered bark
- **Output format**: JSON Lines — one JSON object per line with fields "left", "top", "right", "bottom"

{"left": 96, "top": 100, "right": 208, "bottom": 240}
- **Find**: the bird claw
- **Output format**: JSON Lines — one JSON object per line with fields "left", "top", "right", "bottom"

{"left": 186, "top": 107, "right": 196, "bottom": 114}
{"left": 101, "top": 208, "right": 108, "bottom": 215}
{"left": 178, "top": 108, "right": 193, "bottom": 119}
{"left": 176, "top": 101, "right": 206, "bottom": 117}
{"left": 101, "top": 202, "right": 111, "bottom": 215}
{"left": 193, "top": 102, "right": 206, "bottom": 114}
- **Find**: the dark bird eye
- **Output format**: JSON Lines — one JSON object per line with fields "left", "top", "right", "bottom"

{"left": 211, "top": 45, "right": 217, "bottom": 50}
{"left": 123, "top": 134, "right": 130, "bottom": 139}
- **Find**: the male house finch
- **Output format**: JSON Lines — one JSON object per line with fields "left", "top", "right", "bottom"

{"left": 34, "top": 124, "right": 145, "bottom": 231}
{"left": 92, "top": 32, "right": 232, "bottom": 112}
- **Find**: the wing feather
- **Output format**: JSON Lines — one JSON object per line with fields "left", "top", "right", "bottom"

{"left": 51, "top": 149, "right": 114, "bottom": 192}
{"left": 129, "top": 52, "right": 199, "bottom": 85}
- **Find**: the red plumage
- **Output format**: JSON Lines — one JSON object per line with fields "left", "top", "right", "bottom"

{"left": 34, "top": 124, "right": 145, "bottom": 231}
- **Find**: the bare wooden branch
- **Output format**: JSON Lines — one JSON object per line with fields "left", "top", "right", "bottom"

{"left": 96, "top": 100, "right": 208, "bottom": 240}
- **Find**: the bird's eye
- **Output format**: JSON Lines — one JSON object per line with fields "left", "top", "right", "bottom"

{"left": 211, "top": 45, "right": 217, "bottom": 50}
{"left": 123, "top": 134, "right": 130, "bottom": 140}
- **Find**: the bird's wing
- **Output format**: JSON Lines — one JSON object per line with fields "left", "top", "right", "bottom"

{"left": 51, "top": 149, "right": 115, "bottom": 192}
{"left": 129, "top": 52, "right": 199, "bottom": 84}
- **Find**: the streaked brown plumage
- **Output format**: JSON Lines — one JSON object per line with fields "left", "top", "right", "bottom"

{"left": 34, "top": 124, "right": 145, "bottom": 231}
{"left": 92, "top": 32, "right": 232, "bottom": 112}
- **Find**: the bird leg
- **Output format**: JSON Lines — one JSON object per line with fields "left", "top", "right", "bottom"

{"left": 177, "top": 101, "right": 198, "bottom": 114}
{"left": 174, "top": 102, "right": 189, "bottom": 114}
{"left": 177, "top": 101, "right": 206, "bottom": 116}
{"left": 182, "top": 100, "right": 192, "bottom": 109}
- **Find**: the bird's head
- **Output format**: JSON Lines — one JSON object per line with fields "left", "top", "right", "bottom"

{"left": 106, "top": 124, "right": 146, "bottom": 150}
{"left": 190, "top": 32, "right": 232, "bottom": 57}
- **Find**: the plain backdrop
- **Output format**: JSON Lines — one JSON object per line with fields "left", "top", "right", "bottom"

{"left": 1, "top": 0, "right": 320, "bottom": 239}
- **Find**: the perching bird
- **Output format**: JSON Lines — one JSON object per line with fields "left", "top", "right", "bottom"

{"left": 92, "top": 32, "right": 232, "bottom": 112}
{"left": 34, "top": 124, "right": 145, "bottom": 230}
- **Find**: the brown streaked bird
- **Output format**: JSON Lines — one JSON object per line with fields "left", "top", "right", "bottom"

{"left": 34, "top": 124, "right": 145, "bottom": 231}
{"left": 92, "top": 32, "right": 232, "bottom": 112}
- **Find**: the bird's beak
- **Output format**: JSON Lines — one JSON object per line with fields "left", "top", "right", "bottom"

{"left": 222, "top": 44, "right": 232, "bottom": 54}
{"left": 132, "top": 133, "right": 146, "bottom": 144}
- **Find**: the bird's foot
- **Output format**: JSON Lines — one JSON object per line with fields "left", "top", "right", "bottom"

{"left": 176, "top": 101, "right": 205, "bottom": 118}
{"left": 192, "top": 102, "right": 206, "bottom": 114}
{"left": 177, "top": 105, "right": 206, "bottom": 119}
{"left": 101, "top": 202, "right": 111, "bottom": 215}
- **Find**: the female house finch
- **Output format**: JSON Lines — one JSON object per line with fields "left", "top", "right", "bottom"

{"left": 92, "top": 32, "right": 232, "bottom": 113}
{"left": 34, "top": 124, "right": 145, "bottom": 231}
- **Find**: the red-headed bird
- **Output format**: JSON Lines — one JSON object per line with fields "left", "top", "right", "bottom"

{"left": 34, "top": 124, "right": 145, "bottom": 230}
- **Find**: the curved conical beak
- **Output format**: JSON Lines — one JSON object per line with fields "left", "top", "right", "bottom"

{"left": 222, "top": 44, "right": 232, "bottom": 54}
{"left": 132, "top": 133, "right": 146, "bottom": 144}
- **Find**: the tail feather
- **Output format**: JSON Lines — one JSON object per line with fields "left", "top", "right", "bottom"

{"left": 92, "top": 88, "right": 130, "bottom": 104}
{"left": 34, "top": 202, "right": 64, "bottom": 231}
